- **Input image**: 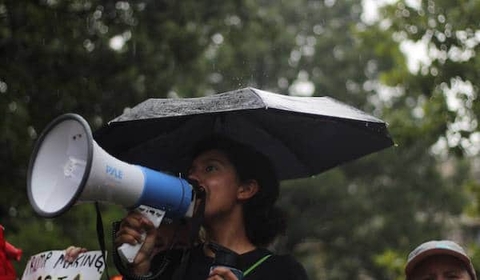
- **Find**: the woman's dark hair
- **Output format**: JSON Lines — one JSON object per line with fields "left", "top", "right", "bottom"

{"left": 191, "top": 135, "right": 287, "bottom": 247}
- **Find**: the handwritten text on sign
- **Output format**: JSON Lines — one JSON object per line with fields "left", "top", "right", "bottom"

{"left": 21, "top": 250, "right": 106, "bottom": 280}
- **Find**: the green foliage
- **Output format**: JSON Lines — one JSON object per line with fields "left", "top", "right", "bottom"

{"left": 357, "top": 0, "right": 480, "bottom": 277}
{"left": 375, "top": 0, "right": 480, "bottom": 154}
{"left": 373, "top": 249, "right": 405, "bottom": 280}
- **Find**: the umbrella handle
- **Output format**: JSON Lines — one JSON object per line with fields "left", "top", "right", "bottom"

{"left": 117, "top": 205, "right": 165, "bottom": 263}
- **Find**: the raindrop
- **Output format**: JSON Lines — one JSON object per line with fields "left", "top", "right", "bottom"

{"left": 208, "top": 73, "right": 223, "bottom": 84}
{"left": 0, "top": 80, "right": 7, "bottom": 93}
{"left": 278, "top": 77, "right": 289, "bottom": 89}
{"left": 8, "top": 101, "right": 17, "bottom": 112}
{"left": 168, "top": 90, "right": 179, "bottom": 98}
{"left": 347, "top": 183, "right": 358, "bottom": 195}
{"left": 9, "top": 207, "right": 17, "bottom": 217}
{"left": 94, "top": 116, "right": 103, "bottom": 128}
{"left": 28, "top": 126, "right": 37, "bottom": 139}
{"left": 45, "top": 220, "right": 54, "bottom": 231}
{"left": 122, "top": 107, "right": 132, "bottom": 114}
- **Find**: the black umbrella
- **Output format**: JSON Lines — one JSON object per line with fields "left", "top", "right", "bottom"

{"left": 94, "top": 87, "right": 394, "bottom": 181}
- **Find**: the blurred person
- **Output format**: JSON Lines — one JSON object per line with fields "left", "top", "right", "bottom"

{"left": 0, "top": 225, "right": 21, "bottom": 280}
{"left": 405, "top": 240, "right": 477, "bottom": 280}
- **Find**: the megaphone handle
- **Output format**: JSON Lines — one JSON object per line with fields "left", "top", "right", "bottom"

{"left": 117, "top": 205, "right": 166, "bottom": 263}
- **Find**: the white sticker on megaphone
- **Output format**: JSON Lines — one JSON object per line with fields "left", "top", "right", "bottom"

{"left": 117, "top": 205, "right": 166, "bottom": 263}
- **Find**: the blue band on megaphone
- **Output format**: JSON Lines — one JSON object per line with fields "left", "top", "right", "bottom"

{"left": 137, "top": 166, "right": 193, "bottom": 218}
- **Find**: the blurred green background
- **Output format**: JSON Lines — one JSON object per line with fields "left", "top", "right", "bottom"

{"left": 2, "top": 0, "right": 480, "bottom": 279}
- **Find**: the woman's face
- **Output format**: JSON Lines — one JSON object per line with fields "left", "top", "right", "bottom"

{"left": 188, "top": 149, "right": 242, "bottom": 220}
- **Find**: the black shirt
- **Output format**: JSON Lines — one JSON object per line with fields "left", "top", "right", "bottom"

{"left": 120, "top": 244, "right": 309, "bottom": 280}
{"left": 184, "top": 245, "right": 308, "bottom": 280}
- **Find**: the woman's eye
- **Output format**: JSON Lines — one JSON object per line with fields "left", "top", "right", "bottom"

{"left": 205, "top": 165, "right": 216, "bottom": 172}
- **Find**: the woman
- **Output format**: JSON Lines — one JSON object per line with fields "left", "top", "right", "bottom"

{"left": 114, "top": 135, "right": 308, "bottom": 280}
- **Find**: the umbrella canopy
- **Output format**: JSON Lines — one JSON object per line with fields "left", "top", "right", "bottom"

{"left": 94, "top": 87, "right": 394, "bottom": 181}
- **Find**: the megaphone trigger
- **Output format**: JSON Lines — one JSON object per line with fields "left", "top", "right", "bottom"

{"left": 117, "top": 205, "right": 167, "bottom": 263}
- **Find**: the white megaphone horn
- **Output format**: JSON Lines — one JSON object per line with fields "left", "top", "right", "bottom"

{"left": 27, "top": 113, "right": 196, "bottom": 263}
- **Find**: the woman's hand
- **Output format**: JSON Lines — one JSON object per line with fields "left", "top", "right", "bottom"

{"left": 114, "top": 210, "right": 157, "bottom": 275}
{"left": 208, "top": 266, "right": 241, "bottom": 280}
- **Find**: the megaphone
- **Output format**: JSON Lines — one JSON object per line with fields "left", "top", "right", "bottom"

{"left": 27, "top": 113, "right": 196, "bottom": 262}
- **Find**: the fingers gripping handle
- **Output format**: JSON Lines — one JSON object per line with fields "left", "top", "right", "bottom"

{"left": 117, "top": 205, "right": 166, "bottom": 263}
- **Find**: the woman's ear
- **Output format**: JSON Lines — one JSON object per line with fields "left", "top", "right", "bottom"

{"left": 237, "top": 180, "right": 259, "bottom": 201}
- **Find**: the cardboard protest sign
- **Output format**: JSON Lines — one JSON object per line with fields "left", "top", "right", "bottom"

{"left": 21, "top": 250, "right": 106, "bottom": 280}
